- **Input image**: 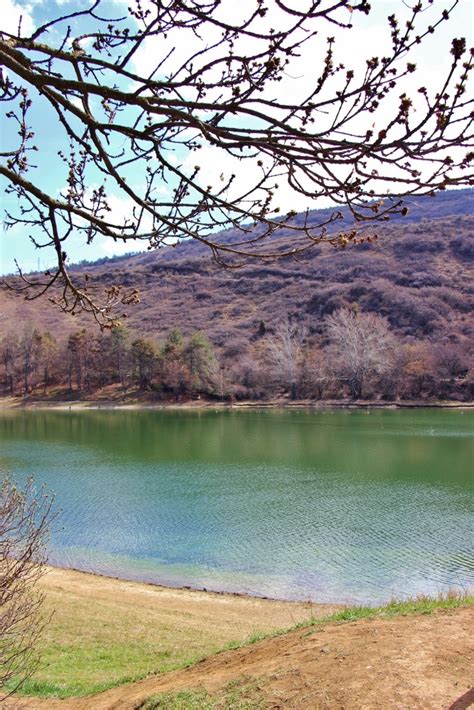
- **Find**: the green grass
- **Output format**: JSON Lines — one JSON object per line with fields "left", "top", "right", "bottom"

{"left": 139, "top": 677, "right": 267, "bottom": 710}
{"left": 7, "top": 579, "right": 271, "bottom": 699}
{"left": 13, "top": 640, "right": 218, "bottom": 699}
{"left": 223, "top": 591, "right": 474, "bottom": 650}
{"left": 10, "top": 590, "right": 473, "bottom": 699}
{"left": 6, "top": 567, "right": 312, "bottom": 699}
{"left": 316, "top": 592, "right": 473, "bottom": 623}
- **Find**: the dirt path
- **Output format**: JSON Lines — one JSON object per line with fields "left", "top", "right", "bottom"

{"left": 9, "top": 606, "right": 473, "bottom": 710}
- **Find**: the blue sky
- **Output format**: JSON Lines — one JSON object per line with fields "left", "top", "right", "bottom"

{"left": 1, "top": 0, "right": 472, "bottom": 275}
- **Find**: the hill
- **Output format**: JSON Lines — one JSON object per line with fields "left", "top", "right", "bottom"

{"left": 1, "top": 188, "right": 473, "bottom": 402}
{"left": 2, "top": 188, "right": 473, "bottom": 346}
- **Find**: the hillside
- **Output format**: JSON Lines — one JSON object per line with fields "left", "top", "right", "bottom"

{"left": 2, "top": 188, "right": 473, "bottom": 348}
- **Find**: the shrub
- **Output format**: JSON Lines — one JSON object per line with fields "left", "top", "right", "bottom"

{"left": 0, "top": 476, "right": 54, "bottom": 698}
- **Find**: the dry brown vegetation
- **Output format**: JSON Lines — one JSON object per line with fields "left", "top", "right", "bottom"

{"left": 1, "top": 188, "right": 473, "bottom": 402}
{"left": 3, "top": 189, "right": 472, "bottom": 340}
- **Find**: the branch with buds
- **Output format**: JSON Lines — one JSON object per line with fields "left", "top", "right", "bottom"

{"left": 1, "top": 0, "right": 472, "bottom": 325}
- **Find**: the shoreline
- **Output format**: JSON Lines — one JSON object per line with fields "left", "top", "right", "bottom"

{"left": 45, "top": 560, "right": 361, "bottom": 607}
{"left": 42, "top": 561, "right": 472, "bottom": 608}
{"left": 1, "top": 395, "right": 473, "bottom": 411}
{"left": 45, "top": 562, "right": 323, "bottom": 606}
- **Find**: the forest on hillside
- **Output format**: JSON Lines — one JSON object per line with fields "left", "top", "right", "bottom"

{"left": 1, "top": 189, "right": 473, "bottom": 403}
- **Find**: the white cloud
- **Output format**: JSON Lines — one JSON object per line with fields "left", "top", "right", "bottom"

{"left": 99, "top": 236, "right": 146, "bottom": 257}
{"left": 128, "top": 1, "right": 471, "bottom": 89}
{"left": 181, "top": 144, "right": 316, "bottom": 215}
{"left": 2, "top": 0, "right": 36, "bottom": 36}
{"left": 173, "top": 1, "right": 472, "bottom": 211}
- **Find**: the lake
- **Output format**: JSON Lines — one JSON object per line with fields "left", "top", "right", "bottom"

{"left": 0, "top": 408, "right": 472, "bottom": 604}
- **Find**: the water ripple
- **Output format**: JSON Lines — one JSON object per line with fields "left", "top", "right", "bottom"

{"left": 1, "top": 409, "right": 473, "bottom": 604}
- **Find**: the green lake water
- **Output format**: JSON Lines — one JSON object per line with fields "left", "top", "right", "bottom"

{"left": 0, "top": 408, "right": 472, "bottom": 604}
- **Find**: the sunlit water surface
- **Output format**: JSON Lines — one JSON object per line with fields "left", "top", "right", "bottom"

{"left": 0, "top": 409, "right": 472, "bottom": 604}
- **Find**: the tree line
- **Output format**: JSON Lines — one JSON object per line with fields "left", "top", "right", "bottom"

{"left": 1, "top": 309, "right": 471, "bottom": 402}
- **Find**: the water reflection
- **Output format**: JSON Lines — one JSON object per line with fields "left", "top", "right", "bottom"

{"left": 0, "top": 409, "right": 472, "bottom": 603}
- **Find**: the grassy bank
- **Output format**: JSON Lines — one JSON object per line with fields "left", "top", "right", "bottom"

{"left": 11, "top": 567, "right": 321, "bottom": 699}
{"left": 11, "top": 567, "right": 473, "bottom": 700}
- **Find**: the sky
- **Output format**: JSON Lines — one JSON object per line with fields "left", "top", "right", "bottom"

{"left": 1, "top": 0, "right": 473, "bottom": 275}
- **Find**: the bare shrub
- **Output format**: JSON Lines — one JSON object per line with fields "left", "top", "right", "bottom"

{"left": 0, "top": 476, "right": 54, "bottom": 698}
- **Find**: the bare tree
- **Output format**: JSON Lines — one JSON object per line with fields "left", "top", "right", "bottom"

{"left": 19, "top": 326, "right": 43, "bottom": 395}
{"left": 1, "top": 1, "right": 472, "bottom": 325}
{"left": 325, "top": 307, "right": 395, "bottom": 399}
{"left": 433, "top": 342, "right": 469, "bottom": 382}
{"left": 401, "top": 341, "right": 435, "bottom": 398}
{"left": 0, "top": 332, "right": 19, "bottom": 396}
{"left": 0, "top": 476, "right": 54, "bottom": 699}
{"left": 266, "top": 317, "right": 307, "bottom": 398}
{"left": 40, "top": 331, "right": 59, "bottom": 395}
{"left": 299, "top": 345, "right": 327, "bottom": 400}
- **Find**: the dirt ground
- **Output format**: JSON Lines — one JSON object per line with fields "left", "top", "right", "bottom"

{"left": 7, "top": 605, "right": 473, "bottom": 710}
